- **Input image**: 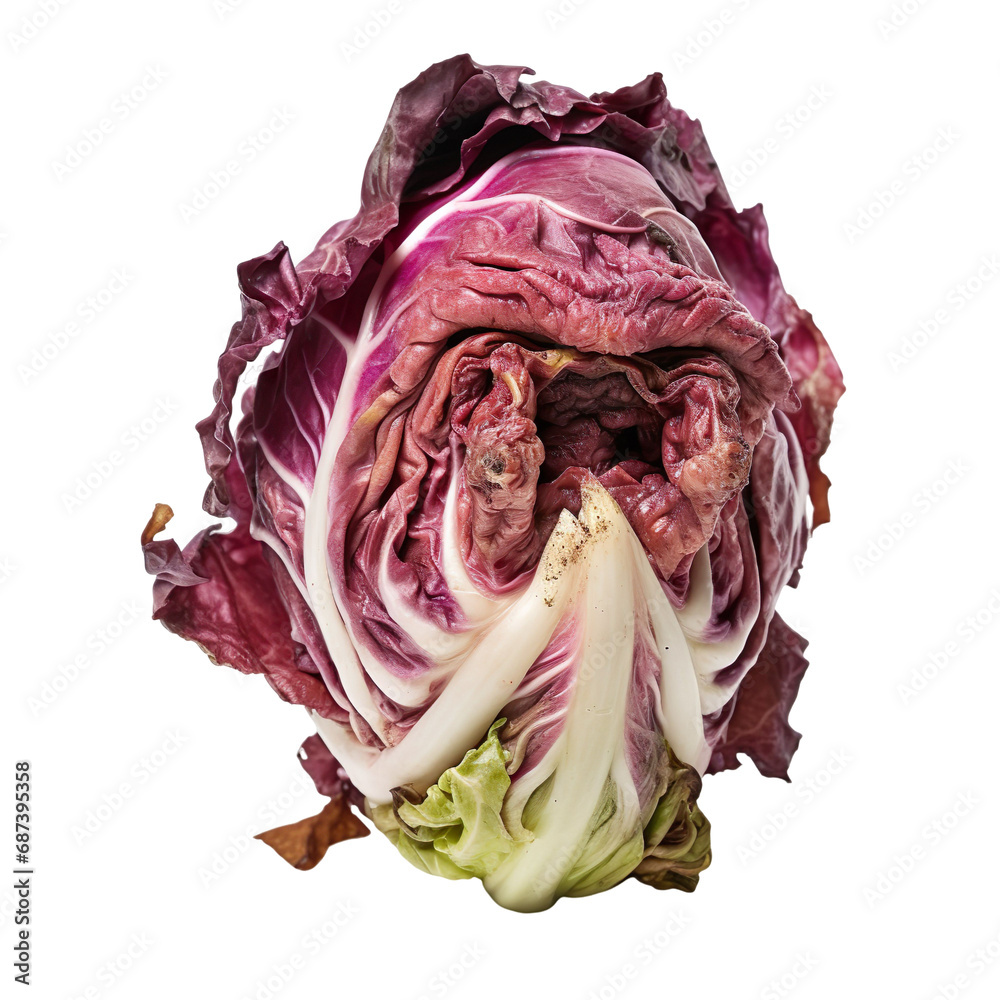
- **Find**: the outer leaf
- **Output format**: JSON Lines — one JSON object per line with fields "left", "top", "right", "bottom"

{"left": 708, "top": 614, "right": 809, "bottom": 780}
{"left": 370, "top": 720, "right": 522, "bottom": 880}
{"left": 633, "top": 746, "right": 712, "bottom": 892}
{"left": 255, "top": 798, "right": 369, "bottom": 871}
{"left": 141, "top": 507, "right": 339, "bottom": 714}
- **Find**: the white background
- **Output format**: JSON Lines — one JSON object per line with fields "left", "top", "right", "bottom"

{"left": 4, "top": 0, "right": 999, "bottom": 997}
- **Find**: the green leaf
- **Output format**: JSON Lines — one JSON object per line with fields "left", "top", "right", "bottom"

{"left": 370, "top": 719, "right": 525, "bottom": 880}
{"left": 632, "top": 746, "right": 712, "bottom": 892}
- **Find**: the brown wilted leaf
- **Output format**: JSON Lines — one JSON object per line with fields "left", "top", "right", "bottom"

{"left": 809, "top": 471, "right": 832, "bottom": 529}
{"left": 255, "top": 798, "right": 370, "bottom": 870}
{"left": 142, "top": 503, "right": 174, "bottom": 545}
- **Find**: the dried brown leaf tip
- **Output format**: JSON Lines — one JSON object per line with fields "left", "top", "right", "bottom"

{"left": 255, "top": 798, "right": 370, "bottom": 871}
{"left": 810, "top": 471, "right": 832, "bottom": 530}
{"left": 141, "top": 503, "right": 174, "bottom": 545}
